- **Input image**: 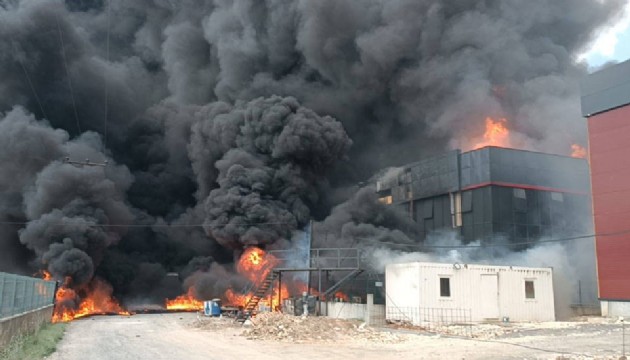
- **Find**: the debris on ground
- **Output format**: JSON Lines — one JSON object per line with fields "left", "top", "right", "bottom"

{"left": 190, "top": 313, "right": 242, "bottom": 330}
{"left": 241, "top": 312, "right": 404, "bottom": 344}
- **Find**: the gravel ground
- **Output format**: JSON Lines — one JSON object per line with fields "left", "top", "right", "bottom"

{"left": 45, "top": 313, "right": 630, "bottom": 360}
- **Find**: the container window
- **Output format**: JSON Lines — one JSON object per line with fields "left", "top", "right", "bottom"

{"left": 525, "top": 280, "right": 535, "bottom": 299}
{"left": 440, "top": 277, "right": 451, "bottom": 297}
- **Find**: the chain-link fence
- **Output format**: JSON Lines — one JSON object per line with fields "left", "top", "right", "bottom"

{"left": 386, "top": 306, "right": 473, "bottom": 336}
{"left": 0, "top": 272, "right": 56, "bottom": 319}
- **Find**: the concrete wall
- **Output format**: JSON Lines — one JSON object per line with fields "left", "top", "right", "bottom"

{"left": 283, "top": 295, "right": 386, "bottom": 326}
{"left": 0, "top": 305, "right": 54, "bottom": 348}
{"left": 386, "top": 262, "right": 555, "bottom": 324}
{"left": 601, "top": 301, "right": 630, "bottom": 317}
{"left": 320, "top": 302, "right": 366, "bottom": 320}
{"left": 319, "top": 296, "right": 386, "bottom": 326}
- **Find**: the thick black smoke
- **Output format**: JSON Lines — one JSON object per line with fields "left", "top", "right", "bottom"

{"left": 200, "top": 96, "right": 351, "bottom": 249}
{"left": 0, "top": 0, "right": 624, "bottom": 303}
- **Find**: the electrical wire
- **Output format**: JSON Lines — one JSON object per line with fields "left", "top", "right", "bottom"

{"left": 371, "top": 230, "right": 626, "bottom": 249}
{"left": 0, "top": 219, "right": 628, "bottom": 249}
{"left": 0, "top": 221, "right": 296, "bottom": 228}
{"left": 103, "top": 0, "right": 110, "bottom": 152}
{"left": 55, "top": 13, "right": 81, "bottom": 134}
{"left": 11, "top": 41, "right": 49, "bottom": 120}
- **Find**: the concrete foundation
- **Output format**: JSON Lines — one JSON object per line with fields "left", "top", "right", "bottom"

{"left": 601, "top": 301, "right": 630, "bottom": 317}
{"left": 0, "top": 305, "right": 54, "bottom": 348}
{"left": 320, "top": 295, "right": 386, "bottom": 326}
{"left": 570, "top": 304, "right": 601, "bottom": 317}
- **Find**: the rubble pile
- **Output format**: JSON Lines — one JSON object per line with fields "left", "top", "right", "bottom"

{"left": 242, "top": 312, "right": 404, "bottom": 343}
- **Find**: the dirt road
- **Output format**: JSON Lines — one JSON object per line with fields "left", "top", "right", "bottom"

{"left": 46, "top": 313, "right": 626, "bottom": 360}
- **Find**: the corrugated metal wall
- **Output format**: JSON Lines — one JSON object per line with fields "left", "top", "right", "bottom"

{"left": 0, "top": 272, "right": 56, "bottom": 319}
{"left": 385, "top": 262, "right": 555, "bottom": 323}
{"left": 588, "top": 104, "right": 630, "bottom": 301}
{"left": 581, "top": 58, "right": 630, "bottom": 116}
{"left": 377, "top": 146, "right": 592, "bottom": 246}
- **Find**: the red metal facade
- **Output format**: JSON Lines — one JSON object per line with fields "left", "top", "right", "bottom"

{"left": 588, "top": 104, "right": 630, "bottom": 300}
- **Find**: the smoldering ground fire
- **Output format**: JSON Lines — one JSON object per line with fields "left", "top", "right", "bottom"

{"left": 0, "top": 0, "right": 622, "bottom": 320}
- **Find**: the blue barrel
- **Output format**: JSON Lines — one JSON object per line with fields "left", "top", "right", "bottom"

{"left": 210, "top": 299, "right": 221, "bottom": 317}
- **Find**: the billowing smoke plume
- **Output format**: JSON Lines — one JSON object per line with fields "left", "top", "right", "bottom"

{"left": 0, "top": 106, "right": 133, "bottom": 284}
{"left": 0, "top": 0, "right": 624, "bottom": 305}
{"left": 199, "top": 96, "right": 351, "bottom": 249}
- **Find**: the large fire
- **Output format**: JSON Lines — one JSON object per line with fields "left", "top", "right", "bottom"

{"left": 224, "top": 247, "right": 289, "bottom": 310}
{"left": 571, "top": 144, "right": 587, "bottom": 159}
{"left": 51, "top": 277, "right": 129, "bottom": 323}
{"left": 237, "top": 247, "right": 280, "bottom": 284}
{"left": 472, "top": 117, "right": 511, "bottom": 150}
{"left": 165, "top": 287, "right": 203, "bottom": 311}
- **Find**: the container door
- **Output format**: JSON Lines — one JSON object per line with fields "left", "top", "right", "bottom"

{"left": 480, "top": 274, "right": 499, "bottom": 319}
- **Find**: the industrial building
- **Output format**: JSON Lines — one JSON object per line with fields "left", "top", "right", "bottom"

{"left": 386, "top": 262, "right": 555, "bottom": 323}
{"left": 581, "top": 58, "right": 630, "bottom": 316}
{"left": 376, "top": 146, "right": 592, "bottom": 247}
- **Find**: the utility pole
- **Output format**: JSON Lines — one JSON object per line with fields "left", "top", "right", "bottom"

{"left": 63, "top": 157, "right": 108, "bottom": 167}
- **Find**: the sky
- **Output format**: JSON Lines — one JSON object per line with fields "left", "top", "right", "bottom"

{"left": 580, "top": 1, "right": 630, "bottom": 69}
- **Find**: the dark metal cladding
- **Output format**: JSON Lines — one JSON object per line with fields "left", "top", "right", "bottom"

{"left": 388, "top": 150, "right": 460, "bottom": 203}
{"left": 377, "top": 146, "right": 592, "bottom": 246}
{"left": 580, "top": 58, "right": 630, "bottom": 117}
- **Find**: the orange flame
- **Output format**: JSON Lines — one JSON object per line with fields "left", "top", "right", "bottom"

{"left": 334, "top": 291, "right": 350, "bottom": 302}
{"left": 38, "top": 270, "right": 53, "bottom": 281}
{"left": 35, "top": 270, "right": 54, "bottom": 296}
{"left": 472, "top": 117, "right": 510, "bottom": 150}
{"left": 224, "top": 247, "right": 286, "bottom": 309}
{"left": 165, "top": 287, "right": 203, "bottom": 311}
{"left": 571, "top": 144, "right": 587, "bottom": 159}
{"left": 225, "top": 288, "right": 250, "bottom": 307}
{"left": 236, "top": 247, "right": 280, "bottom": 284}
{"left": 52, "top": 278, "right": 129, "bottom": 323}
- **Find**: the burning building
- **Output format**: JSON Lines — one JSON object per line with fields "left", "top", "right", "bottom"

{"left": 376, "top": 146, "right": 592, "bottom": 246}
{"left": 581, "top": 58, "right": 630, "bottom": 316}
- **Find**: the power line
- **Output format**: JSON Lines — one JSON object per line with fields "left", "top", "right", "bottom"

{"left": 55, "top": 14, "right": 81, "bottom": 134}
{"left": 11, "top": 41, "right": 49, "bottom": 120}
{"left": 0, "top": 217, "right": 628, "bottom": 249}
{"left": 0, "top": 221, "right": 296, "bottom": 228}
{"left": 356, "top": 229, "right": 630, "bottom": 249}
{"left": 103, "top": 0, "right": 111, "bottom": 151}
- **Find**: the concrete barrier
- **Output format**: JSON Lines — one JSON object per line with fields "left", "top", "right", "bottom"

{"left": 320, "top": 295, "right": 386, "bottom": 325}
{"left": 0, "top": 305, "right": 54, "bottom": 348}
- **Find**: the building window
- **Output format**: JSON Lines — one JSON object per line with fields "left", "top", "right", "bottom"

{"left": 551, "top": 192, "right": 564, "bottom": 202}
{"left": 450, "top": 192, "right": 463, "bottom": 227}
{"left": 525, "top": 280, "right": 535, "bottom": 299}
{"left": 440, "top": 277, "right": 451, "bottom": 297}
{"left": 513, "top": 188, "right": 526, "bottom": 199}
{"left": 378, "top": 195, "right": 393, "bottom": 205}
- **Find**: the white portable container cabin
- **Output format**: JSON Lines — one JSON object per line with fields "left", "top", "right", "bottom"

{"left": 386, "top": 262, "right": 555, "bottom": 324}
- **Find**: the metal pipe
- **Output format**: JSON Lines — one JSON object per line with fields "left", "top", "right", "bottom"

{"left": 277, "top": 272, "right": 282, "bottom": 312}
{"left": 318, "top": 268, "right": 322, "bottom": 315}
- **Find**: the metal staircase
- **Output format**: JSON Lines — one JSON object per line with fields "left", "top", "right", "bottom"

{"left": 320, "top": 268, "right": 364, "bottom": 300}
{"left": 236, "top": 271, "right": 278, "bottom": 323}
